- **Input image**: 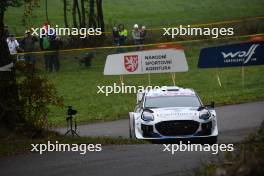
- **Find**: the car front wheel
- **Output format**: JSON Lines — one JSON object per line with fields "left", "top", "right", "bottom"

{"left": 129, "top": 119, "right": 135, "bottom": 139}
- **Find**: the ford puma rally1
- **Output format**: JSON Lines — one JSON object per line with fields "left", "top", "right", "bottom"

{"left": 129, "top": 86, "right": 218, "bottom": 143}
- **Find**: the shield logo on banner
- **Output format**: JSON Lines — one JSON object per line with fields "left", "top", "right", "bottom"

{"left": 124, "top": 55, "right": 139, "bottom": 72}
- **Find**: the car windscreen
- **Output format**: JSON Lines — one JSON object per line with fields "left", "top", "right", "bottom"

{"left": 144, "top": 96, "right": 201, "bottom": 108}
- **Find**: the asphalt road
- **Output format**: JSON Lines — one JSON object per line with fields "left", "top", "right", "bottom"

{"left": 1, "top": 101, "right": 263, "bottom": 176}
{"left": 56, "top": 101, "right": 264, "bottom": 143}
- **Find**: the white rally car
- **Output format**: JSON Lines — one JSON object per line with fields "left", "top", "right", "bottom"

{"left": 129, "top": 86, "right": 218, "bottom": 143}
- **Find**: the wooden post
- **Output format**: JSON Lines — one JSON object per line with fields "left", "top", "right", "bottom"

{"left": 241, "top": 66, "right": 245, "bottom": 87}
{"left": 171, "top": 72, "right": 176, "bottom": 86}
{"left": 148, "top": 73, "right": 151, "bottom": 86}
{"left": 216, "top": 68, "right": 222, "bottom": 87}
{"left": 119, "top": 75, "right": 124, "bottom": 85}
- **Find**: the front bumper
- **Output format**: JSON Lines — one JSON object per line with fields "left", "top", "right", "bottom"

{"left": 135, "top": 119, "right": 218, "bottom": 139}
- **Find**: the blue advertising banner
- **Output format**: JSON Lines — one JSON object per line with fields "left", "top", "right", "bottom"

{"left": 198, "top": 41, "right": 264, "bottom": 68}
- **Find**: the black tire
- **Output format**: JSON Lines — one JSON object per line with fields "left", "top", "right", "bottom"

{"left": 129, "top": 118, "right": 134, "bottom": 139}
{"left": 129, "top": 118, "right": 136, "bottom": 140}
{"left": 129, "top": 122, "right": 132, "bottom": 139}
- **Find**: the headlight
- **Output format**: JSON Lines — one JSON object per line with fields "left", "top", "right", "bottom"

{"left": 199, "top": 109, "right": 211, "bottom": 120}
{"left": 141, "top": 111, "right": 154, "bottom": 121}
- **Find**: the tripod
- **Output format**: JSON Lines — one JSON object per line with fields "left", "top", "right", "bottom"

{"left": 64, "top": 115, "right": 79, "bottom": 136}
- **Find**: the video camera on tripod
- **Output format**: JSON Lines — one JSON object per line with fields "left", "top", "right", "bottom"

{"left": 65, "top": 106, "right": 79, "bottom": 136}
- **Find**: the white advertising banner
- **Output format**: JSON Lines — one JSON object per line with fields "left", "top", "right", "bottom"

{"left": 104, "top": 49, "right": 188, "bottom": 75}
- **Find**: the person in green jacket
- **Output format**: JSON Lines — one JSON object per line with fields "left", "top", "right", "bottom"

{"left": 118, "top": 24, "right": 128, "bottom": 46}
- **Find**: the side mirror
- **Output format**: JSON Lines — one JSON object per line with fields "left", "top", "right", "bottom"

{"left": 201, "top": 101, "right": 215, "bottom": 110}
{"left": 197, "top": 106, "right": 205, "bottom": 111}
{"left": 137, "top": 93, "right": 144, "bottom": 104}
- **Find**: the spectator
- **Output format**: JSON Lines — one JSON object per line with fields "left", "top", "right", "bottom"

{"left": 40, "top": 34, "right": 51, "bottom": 71}
{"left": 6, "top": 34, "right": 20, "bottom": 56}
{"left": 42, "top": 22, "right": 49, "bottom": 34}
{"left": 49, "top": 35, "right": 62, "bottom": 72}
{"left": 140, "top": 25, "right": 147, "bottom": 44}
{"left": 20, "top": 29, "right": 38, "bottom": 65}
{"left": 118, "top": 24, "right": 128, "bottom": 46}
{"left": 112, "top": 26, "right": 119, "bottom": 46}
{"left": 132, "top": 24, "right": 141, "bottom": 45}
{"left": 117, "top": 24, "right": 128, "bottom": 53}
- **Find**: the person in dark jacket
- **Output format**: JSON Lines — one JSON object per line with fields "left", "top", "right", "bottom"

{"left": 20, "top": 30, "right": 38, "bottom": 65}
{"left": 118, "top": 24, "right": 128, "bottom": 46}
{"left": 140, "top": 26, "right": 147, "bottom": 44}
{"left": 49, "top": 35, "right": 62, "bottom": 72}
{"left": 117, "top": 24, "right": 128, "bottom": 53}
{"left": 40, "top": 34, "right": 52, "bottom": 71}
{"left": 112, "top": 26, "right": 119, "bottom": 46}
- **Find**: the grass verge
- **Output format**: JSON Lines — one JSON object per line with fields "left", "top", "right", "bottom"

{"left": 194, "top": 121, "right": 264, "bottom": 176}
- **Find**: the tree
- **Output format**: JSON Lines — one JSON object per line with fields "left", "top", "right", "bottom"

{"left": 76, "top": 0, "right": 82, "bottom": 27}
{"left": 0, "top": 0, "right": 43, "bottom": 128}
{"left": 16, "top": 62, "right": 63, "bottom": 131}
{"left": 45, "top": 0, "right": 49, "bottom": 23}
{"left": 64, "top": 0, "right": 105, "bottom": 30}
{"left": 80, "top": 0, "right": 86, "bottom": 27}
{"left": 0, "top": 0, "right": 22, "bottom": 128}
{"left": 89, "top": 0, "right": 96, "bottom": 28}
{"left": 63, "top": 0, "right": 69, "bottom": 27}
{"left": 96, "top": 0, "right": 104, "bottom": 32}
{"left": 89, "top": 0, "right": 105, "bottom": 31}
{"left": 72, "top": 0, "right": 78, "bottom": 27}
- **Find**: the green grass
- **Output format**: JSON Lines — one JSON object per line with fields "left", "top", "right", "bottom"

{"left": 5, "top": 0, "right": 264, "bottom": 35}
{"left": 30, "top": 38, "right": 263, "bottom": 126}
